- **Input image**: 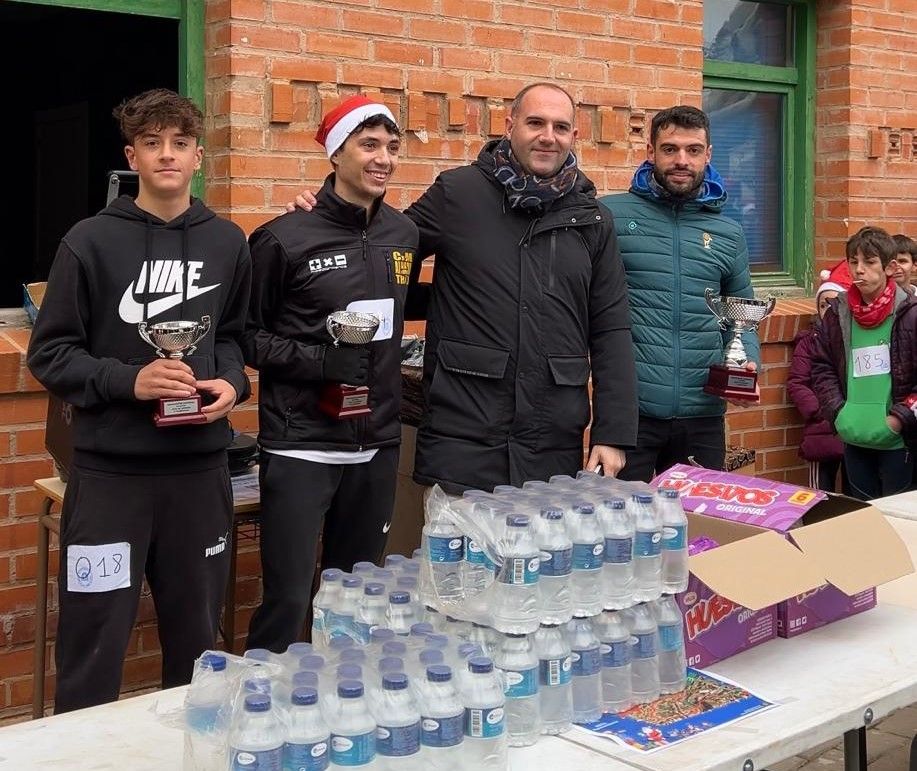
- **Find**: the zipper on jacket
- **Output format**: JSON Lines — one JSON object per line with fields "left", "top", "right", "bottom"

{"left": 672, "top": 207, "right": 682, "bottom": 417}
{"left": 283, "top": 406, "right": 292, "bottom": 438}
{"left": 548, "top": 230, "right": 557, "bottom": 291}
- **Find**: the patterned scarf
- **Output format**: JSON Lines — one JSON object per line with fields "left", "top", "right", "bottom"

{"left": 847, "top": 277, "right": 896, "bottom": 328}
{"left": 491, "top": 138, "right": 578, "bottom": 210}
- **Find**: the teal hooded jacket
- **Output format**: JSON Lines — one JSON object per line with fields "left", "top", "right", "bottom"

{"left": 598, "top": 162, "right": 759, "bottom": 419}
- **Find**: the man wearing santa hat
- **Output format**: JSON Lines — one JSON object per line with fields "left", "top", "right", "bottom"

{"left": 243, "top": 96, "right": 418, "bottom": 651}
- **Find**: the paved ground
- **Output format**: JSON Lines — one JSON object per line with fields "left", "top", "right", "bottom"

{"left": 769, "top": 702, "right": 915, "bottom": 770}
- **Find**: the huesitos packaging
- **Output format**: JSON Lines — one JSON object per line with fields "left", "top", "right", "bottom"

{"left": 652, "top": 464, "right": 914, "bottom": 645}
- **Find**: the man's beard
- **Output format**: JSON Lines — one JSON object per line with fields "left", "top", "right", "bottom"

{"left": 653, "top": 166, "right": 704, "bottom": 200}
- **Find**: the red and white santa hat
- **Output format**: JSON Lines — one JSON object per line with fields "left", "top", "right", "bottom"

{"left": 315, "top": 95, "right": 397, "bottom": 158}
{"left": 816, "top": 260, "right": 853, "bottom": 299}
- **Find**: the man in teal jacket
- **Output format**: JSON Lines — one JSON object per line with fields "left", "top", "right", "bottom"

{"left": 599, "top": 106, "right": 759, "bottom": 482}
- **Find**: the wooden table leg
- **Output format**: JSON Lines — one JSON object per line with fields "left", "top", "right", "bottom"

{"left": 32, "top": 497, "right": 55, "bottom": 719}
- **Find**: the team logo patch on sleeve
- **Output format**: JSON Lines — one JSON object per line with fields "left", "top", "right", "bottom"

{"left": 309, "top": 254, "right": 348, "bottom": 274}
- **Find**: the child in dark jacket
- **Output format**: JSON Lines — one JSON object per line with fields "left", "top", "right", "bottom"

{"left": 788, "top": 278, "right": 847, "bottom": 492}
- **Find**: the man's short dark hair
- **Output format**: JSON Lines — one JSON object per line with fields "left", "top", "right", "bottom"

{"left": 510, "top": 83, "right": 576, "bottom": 117}
{"left": 113, "top": 88, "right": 204, "bottom": 144}
{"left": 892, "top": 233, "right": 917, "bottom": 259}
{"left": 650, "top": 106, "right": 710, "bottom": 146}
{"left": 349, "top": 114, "right": 401, "bottom": 141}
{"left": 846, "top": 226, "right": 897, "bottom": 267}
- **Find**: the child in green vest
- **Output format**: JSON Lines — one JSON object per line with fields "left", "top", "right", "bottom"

{"left": 811, "top": 226, "right": 917, "bottom": 500}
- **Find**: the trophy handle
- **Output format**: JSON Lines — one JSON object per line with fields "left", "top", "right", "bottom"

{"left": 185, "top": 316, "right": 212, "bottom": 357}
{"left": 704, "top": 288, "right": 727, "bottom": 329}
{"left": 137, "top": 322, "right": 165, "bottom": 358}
{"left": 326, "top": 315, "right": 342, "bottom": 348}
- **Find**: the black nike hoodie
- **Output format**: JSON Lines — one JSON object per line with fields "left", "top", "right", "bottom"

{"left": 27, "top": 196, "right": 252, "bottom": 472}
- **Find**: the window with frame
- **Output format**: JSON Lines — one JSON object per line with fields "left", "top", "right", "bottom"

{"left": 702, "top": 0, "right": 814, "bottom": 288}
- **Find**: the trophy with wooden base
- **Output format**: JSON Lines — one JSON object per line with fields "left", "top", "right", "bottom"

{"left": 137, "top": 316, "right": 211, "bottom": 426}
{"left": 319, "top": 310, "right": 380, "bottom": 419}
{"left": 703, "top": 289, "right": 775, "bottom": 401}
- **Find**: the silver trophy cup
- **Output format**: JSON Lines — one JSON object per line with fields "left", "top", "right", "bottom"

{"left": 703, "top": 289, "right": 775, "bottom": 399}
{"left": 321, "top": 311, "right": 380, "bottom": 419}
{"left": 137, "top": 316, "right": 211, "bottom": 426}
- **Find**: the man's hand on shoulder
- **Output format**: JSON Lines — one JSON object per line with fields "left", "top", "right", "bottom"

{"left": 726, "top": 362, "right": 760, "bottom": 408}
{"left": 585, "top": 445, "right": 626, "bottom": 477}
{"left": 134, "top": 359, "right": 197, "bottom": 401}
{"left": 197, "top": 379, "right": 238, "bottom": 423}
{"left": 287, "top": 190, "right": 318, "bottom": 213}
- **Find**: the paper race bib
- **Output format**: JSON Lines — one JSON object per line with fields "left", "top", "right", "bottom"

{"left": 67, "top": 543, "right": 131, "bottom": 593}
{"left": 346, "top": 298, "right": 394, "bottom": 341}
{"left": 852, "top": 344, "right": 890, "bottom": 378}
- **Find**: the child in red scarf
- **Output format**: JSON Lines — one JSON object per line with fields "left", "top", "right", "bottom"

{"left": 811, "top": 226, "right": 917, "bottom": 500}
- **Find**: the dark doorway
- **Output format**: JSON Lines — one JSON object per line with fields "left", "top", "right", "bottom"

{"left": 2, "top": 3, "right": 178, "bottom": 307}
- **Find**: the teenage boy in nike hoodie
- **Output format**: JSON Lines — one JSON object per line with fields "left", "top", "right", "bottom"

{"left": 27, "top": 89, "right": 251, "bottom": 713}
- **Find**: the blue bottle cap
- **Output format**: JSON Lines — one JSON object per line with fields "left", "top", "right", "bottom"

{"left": 457, "top": 643, "right": 483, "bottom": 659}
{"left": 337, "top": 664, "right": 362, "bottom": 680}
{"left": 384, "top": 554, "right": 407, "bottom": 567}
{"left": 506, "top": 514, "right": 530, "bottom": 527}
{"left": 352, "top": 561, "right": 376, "bottom": 574}
{"left": 243, "top": 676, "right": 272, "bottom": 694}
{"left": 426, "top": 664, "right": 452, "bottom": 682}
{"left": 389, "top": 591, "right": 410, "bottom": 604}
{"left": 410, "top": 622, "right": 434, "bottom": 637}
{"left": 493, "top": 485, "right": 517, "bottom": 495}
{"left": 329, "top": 636, "right": 355, "bottom": 651}
{"left": 412, "top": 548, "right": 423, "bottom": 559}
{"left": 605, "top": 497, "right": 626, "bottom": 510}
{"left": 244, "top": 693, "right": 271, "bottom": 712}
{"left": 633, "top": 493, "right": 654, "bottom": 504}
{"left": 658, "top": 488, "right": 680, "bottom": 499}
{"left": 292, "top": 670, "right": 318, "bottom": 689}
{"left": 201, "top": 653, "right": 226, "bottom": 672}
{"left": 426, "top": 633, "right": 449, "bottom": 649}
{"left": 573, "top": 502, "right": 595, "bottom": 515}
{"left": 382, "top": 640, "right": 407, "bottom": 657}
{"left": 337, "top": 680, "right": 364, "bottom": 698}
{"left": 299, "top": 654, "right": 325, "bottom": 670}
{"left": 468, "top": 656, "right": 494, "bottom": 674}
{"left": 378, "top": 656, "right": 404, "bottom": 673}
{"left": 291, "top": 686, "right": 318, "bottom": 706}
{"left": 286, "top": 642, "right": 312, "bottom": 657}
{"left": 321, "top": 568, "right": 343, "bottom": 582}
{"left": 401, "top": 561, "right": 420, "bottom": 574}
{"left": 370, "top": 627, "right": 396, "bottom": 644}
{"left": 342, "top": 576, "right": 364, "bottom": 589}
{"left": 364, "top": 582, "right": 386, "bottom": 596}
{"left": 397, "top": 575, "right": 418, "bottom": 589}
{"left": 541, "top": 507, "right": 564, "bottom": 520}
{"left": 243, "top": 648, "right": 272, "bottom": 662}
{"left": 373, "top": 569, "right": 395, "bottom": 581}
{"left": 419, "top": 649, "right": 444, "bottom": 666}
{"left": 382, "top": 672, "right": 409, "bottom": 691}
{"left": 340, "top": 648, "right": 366, "bottom": 664}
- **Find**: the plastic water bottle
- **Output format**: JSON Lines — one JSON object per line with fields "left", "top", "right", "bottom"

{"left": 329, "top": 681, "right": 376, "bottom": 768}
{"left": 594, "top": 610, "right": 632, "bottom": 713}
{"left": 564, "top": 615, "right": 602, "bottom": 724}
{"left": 369, "top": 628, "right": 396, "bottom": 653}
{"left": 631, "top": 493, "right": 662, "bottom": 603}
{"left": 353, "top": 562, "right": 377, "bottom": 578}
{"left": 462, "top": 657, "right": 507, "bottom": 769}
{"left": 385, "top": 554, "right": 407, "bottom": 570}
{"left": 600, "top": 497, "right": 634, "bottom": 610}
{"left": 292, "top": 670, "right": 320, "bottom": 691}
{"left": 314, "top": 570, "right": 344, "bottom": 652}
{"left": 378, "top": 657, "right": 404, "bottom": 676}
{"left": 421, "top": 508, "right": 464, "bottom": 603}
{"left": 373, "top": 672, "right": 421, "bottom": 770}
{"left": 467, "top": 623, "right": 497, "bottom": 657}
{"left": 628, "top": 603, "right": 660, "bottom": 704}
{"left": 537, "top": 507, "right": 573, "bottom": 625}
{"left": 654, "top": 595, "right": 687, "bottom": 694}
{"left": 283, "top": 687, "right": 330, "bottom": 771}
{"left": 462, "top": 532, "right": 495, "bottom": 598}
{"left": 185, "top": 652, "right": 228, "bottom": 732}
{"left": 334, "top": 577, "right": 365, "bottom": 641}
{"left": 418, "top": 665, "right": 464, "bottom": 769}
{"left": 534, "top": 624, "right": 572, "bottom": 735}
{"left": 355, "top": 583, "right": 388, "bottom": 644}
{"left": 229, "top": 694, "right": 284, "bottom": 771}
{"left": 395, "top": 576, "right": 420, "bottom": 606}
{"left": 386, "top": 591, "right": 418, "bottom": 635}
{"left": 658, "top": 489, "right": 689, "bottom": 594}
{"left": 570, "top": 503, "right": 604, "bottom": 616}
{"left": 491, "top": 514, "right": 540, "bottom": 634}
{"left": 493, "top": 633, "right": 540, "bottom": 746}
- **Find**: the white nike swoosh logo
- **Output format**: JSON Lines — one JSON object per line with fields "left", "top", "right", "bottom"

{"left": 119, "top": 282, "right": 219, "bottom": 323}
{"left": 382, "top": 522, "right": 391, "bottom": 533}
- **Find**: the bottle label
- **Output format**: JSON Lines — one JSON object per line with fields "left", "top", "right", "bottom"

{"left": 421, "top": 714, "right": 464, "bottom": 747}
{"left": 428, "top": 535, "right": 463, "bottom": 563}
{"left": 464, "top": 537, "right": 497, "bottom": 571}
{"left": 230, "top": 747, "right": 282, "bottom": 770}
{"left": 283, "top": 739, "right": 329, "bottom": 771}
{"left": 330, "top": 731, "right": 375, "bottom": 766}
{"left": 603, "top": 536, "right": 632, "bottom": 564}
{"left": 464, "top": 706, "right": 505, "bottom": 738}
{"left": 570, "top": 646, "right": 602, "bottom": 677}
{"left": 662, "top": 524, "right": 687, "bottom": 550}
{"left": 538, "top": 547, "right": 573, "bottom": 576}
{"left": 600, "top": 640, "right": 630, "bottom": 668}
{"left": 658, "top": 623, "right": 683, "bottom": 652}
{"left": 634, "top": 530, "right": 662, "bottom": 558}
{"left": 572, "top": 542, "right": 603, "bottom": 570}
{"left": 312, "top": 607, "right": 326, "bottom": 634}
{"left": 353, "top": 621, "right": 372, "bottom": 645}
{"left": 539, "top": 656, "right": 572, "bottom": 687}
{"left": 501, "top": 667, "right": 538, "bottom": 698}
{"left": 499, "top": 556, "right": 539, "bottom": 585}
{"left": 632, "top": 632, "right": 657, "bottom": 659}
{"left": 376, "top": 721, "right": 421, "bottom": 757}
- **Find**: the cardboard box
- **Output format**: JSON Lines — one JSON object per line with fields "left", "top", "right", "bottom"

{"left": 654, "top": 464, "right": 914, "bottom": 649}
{"left": 23, "top": 282, "right": 46, "bottom": 324}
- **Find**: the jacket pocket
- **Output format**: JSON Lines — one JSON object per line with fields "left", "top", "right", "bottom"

{"left": 427, "top": 339, "right": 511, "bottom": 441}
{"left": 539, "top": 355, "right": 591, "bottom": 450}
{"left": 835, "top": 402, "right": 902, "bottom": 450}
